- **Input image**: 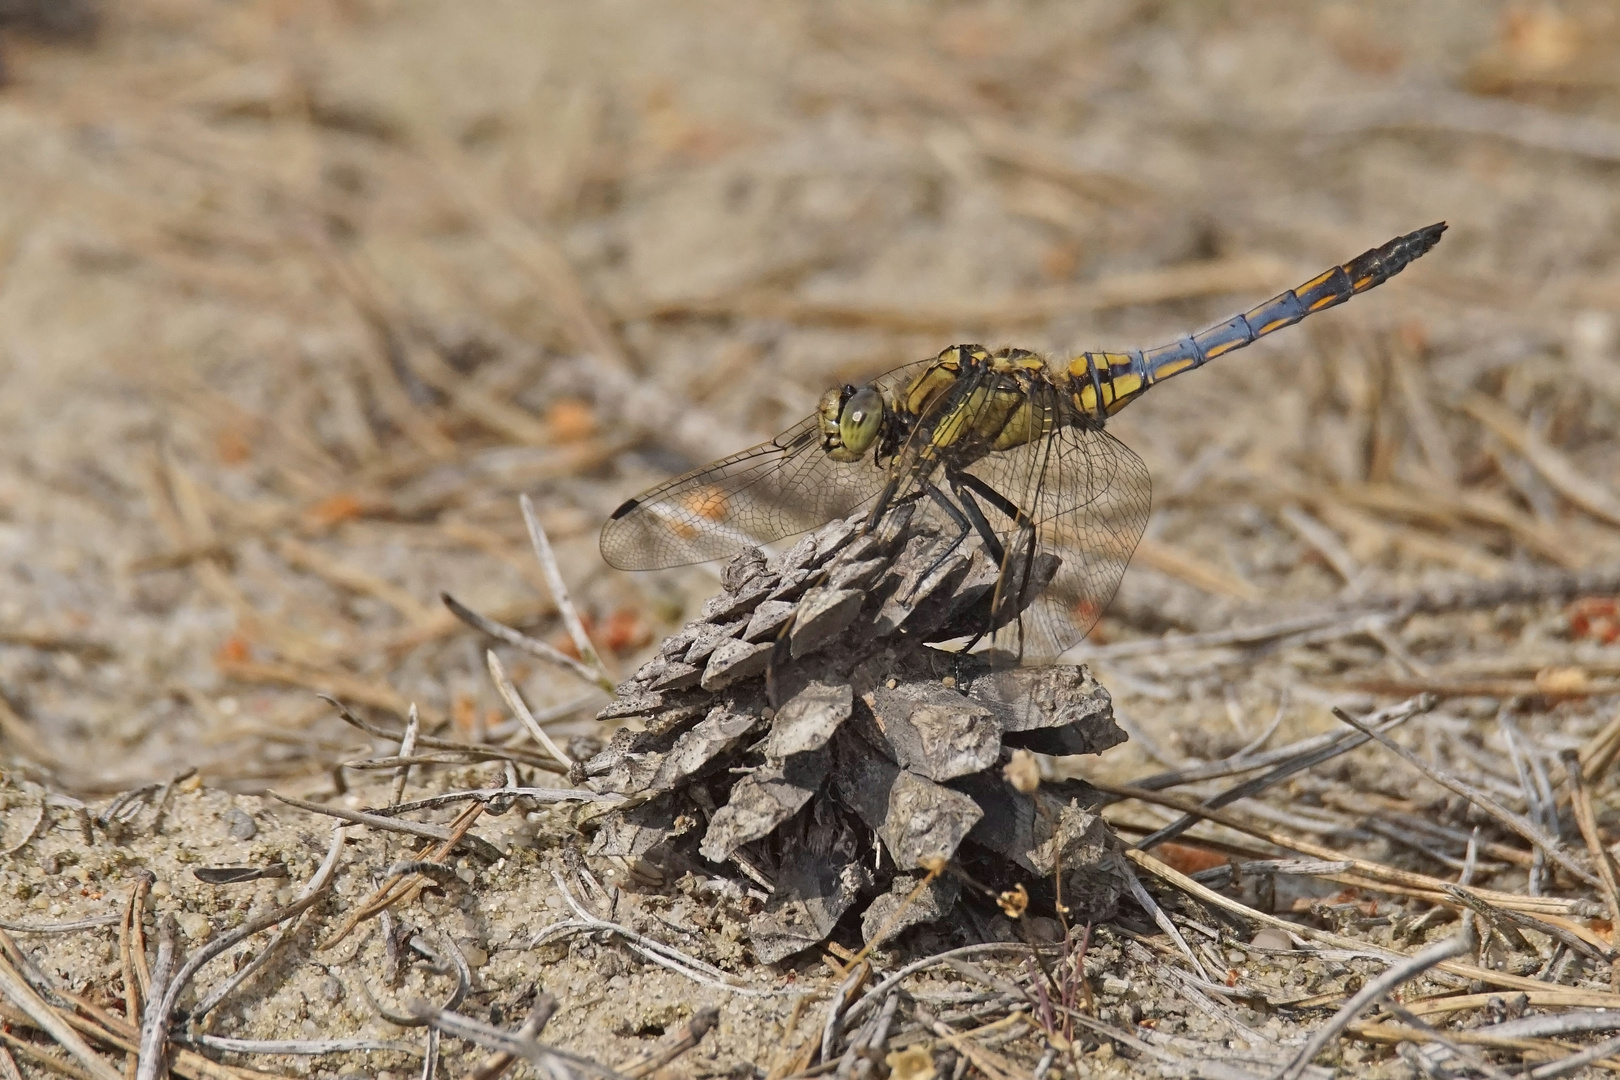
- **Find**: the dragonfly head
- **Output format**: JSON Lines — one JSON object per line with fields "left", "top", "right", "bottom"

{"left": 818, "top": 384, "right": 886, "bottom": 462}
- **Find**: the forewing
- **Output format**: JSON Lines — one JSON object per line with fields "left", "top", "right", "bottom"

{"left": 961, "top": 408, "right": 1151, "bottom": 660}
{"left": 600, "top": 357, "right": 943, "bottom": 571}
{"left": 600, "top": 414, "right": 888, "bottom": 570}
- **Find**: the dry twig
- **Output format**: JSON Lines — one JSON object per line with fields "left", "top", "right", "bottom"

{"left": 1465, "top": 394, "right": 1620, "bottom": 528}
{"left": 520, "top": 493, "right": 613, "bottom": 692}
{"left": 0, "top": 933, "right": 122, "bottom": 1080}
{"left": 1332, "top": 707, "right": 1599, "bottom": 887}
{"left": 616, "top": 1006, "right": 719, "bottom": 1078}
{"left": 267, "top": 792, "right": 502, "bottom": 862}
{"left": 484, "top": 650, "right": 572, "bottom": 769}
{"left": 464, "top": 993, "right": 557, "bottom": 1080}
{"left": 1561, "top": 749, "right": 1620, "bottom": 956}
{"left": 189, "top": 825, "right": 347, "bottom": 1024}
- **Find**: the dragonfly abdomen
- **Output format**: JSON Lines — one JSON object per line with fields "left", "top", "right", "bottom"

{"left": 1064, "top": 221, "right": 1447, "bottom": 421}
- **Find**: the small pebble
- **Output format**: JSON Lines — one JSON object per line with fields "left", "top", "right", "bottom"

{"left": 1250, "top": 928, "right": 1293, "bottom": 951}
{"left": 460, "top": 944, "right": 489, "bottom": 968}
{"left": 319, "top": 976, "right": 344, "bottom": 1003}
{"left": 222, "top": 809, "right": 257, "bottom": 841}
{"left": 176, "top": 912, "right": 213, "bottom": 943}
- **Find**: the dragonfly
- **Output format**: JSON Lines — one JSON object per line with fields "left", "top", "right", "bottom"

{"left": 602, "top": 223, "right": 1446, "bottom": 661}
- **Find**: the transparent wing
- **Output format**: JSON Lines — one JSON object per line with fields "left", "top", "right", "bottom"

{"left": 600, "top": 415, "right": 885, "bottom": 570}
{"left": 959, "top": 399, "right": 1151, "bottom": 661}
{"left": 601, "top": 360, "right": 937, "bottom": 570}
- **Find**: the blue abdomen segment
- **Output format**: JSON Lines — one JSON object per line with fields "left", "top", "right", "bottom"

{"left": 1068, "top": 222, "right": 1446, "bottom": 420}
{"left": 1242, "top": 289, "right": 1309, "bottom": 336}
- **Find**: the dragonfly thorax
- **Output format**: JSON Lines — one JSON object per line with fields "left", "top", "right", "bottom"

{"left": 897, "top": 345, "right": 1073, "bottom": 465}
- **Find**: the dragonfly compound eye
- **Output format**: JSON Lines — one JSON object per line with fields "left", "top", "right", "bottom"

{"left": 838, "top": 387, "right": 884, "bottom": 457}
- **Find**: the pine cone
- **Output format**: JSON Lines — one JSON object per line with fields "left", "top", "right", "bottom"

{"left": 579, "top": 505, "right": 1128, "bottom": 963}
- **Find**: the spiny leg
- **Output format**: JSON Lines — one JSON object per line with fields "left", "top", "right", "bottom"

{"left": 950, "top": 471, "right": 1041, "bottom": 655}
{"left": 946, "top": 472, "right": 1007, "bottom": 564}
{"left": 954, "top": 471, "right": 1031, "bottom": 530}
{"left": 862, "top": 476, "right": 902, "bottom": 535}
{"left": 904, "top": 478, "right": 977, "bottom": 601}
{"left": 915, "top": 470, "right": 1025, "bottom": 585}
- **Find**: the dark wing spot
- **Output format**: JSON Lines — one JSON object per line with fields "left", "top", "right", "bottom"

{"left": 609, "top": 498, "right": 640, "bottom": 521}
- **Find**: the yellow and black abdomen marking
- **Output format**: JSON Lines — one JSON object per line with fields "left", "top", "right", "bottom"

{"left": 1065, "top": 222, "right": 1446, "bottom": 420}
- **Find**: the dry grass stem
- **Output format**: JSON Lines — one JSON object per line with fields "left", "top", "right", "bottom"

{"left": 536, "top": 872, "right": 785, "bottom": 998}
{"left": 0, "top": 934, "right": 123, "bottom": 1080}
{"left": 1119, "top": 862, "right": 1210, "bottom": 981}
{"left": 1561, "top": 748, "right": 1620, "bottom": 941}
{"left": 1137, "top": 695, "right": 1432, "bottom": 848}
{"left": 1527, "top": 1032, "right": 1620, "bottom": 1079}
{"left": 520, "top": 494, "right": 613, "bottom": 692}
{"left": 1331, "top": 707, "right": 1599, "bottom": 887}
{"left": 1100, "top": 780, "right": 1594, "bottom": 918}
{"left": 484, "top": 650, "right": 573, "bottom": 769}
{"left": 320, "top": 802, "right": 489, "bottom": 949}
{"left": 463, "top": 994, "right": 557, "bottom": 1080}
{"left": 134, "top": 916, "right": 177, "bottom": 1080}
{"left": 189, "top": 825, "right": 347, "bottom": 1024}
{"left": 923, "top": 1012, "right": 1023, "bottom": 1080}
{"left": 1464, "top": 394, "right": 1620, "bottom": 528}
{"left": 267, "top": 792, "right": 502, "bottom": 861}
{"left": 616, "top": 1006, "right": 719, "bottom": 1078}
{"left": 184, "top": 1034, "right": 420, "bottom": 1057}
{"left": 0, "top": 915, "right": 121, "bottom": 935}
{"left": 390, "top": 705, "right": 421, "bottom": 806}
{"left": 1579, "top": 708, "right": 1620, "bottom": 782}
{"left": 322, "top": 695, "right": 570, "bottom": 773}
{"left": 441, "top": 593, "right": 606, "bottom": 692}
{"left": 407, "top": 1003, "right": 624, "bottom": 1079}
{"left": 1126, "top": 848, "right": 1620, "bottom": 1004}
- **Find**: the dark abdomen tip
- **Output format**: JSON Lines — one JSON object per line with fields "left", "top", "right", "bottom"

{"left": 1389, "top": 222, "right": 1447, "bottom": 268}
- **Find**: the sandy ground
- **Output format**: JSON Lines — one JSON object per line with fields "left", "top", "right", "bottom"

{"left": 4, "top": 1, "right": 1620, "bottom": 1076}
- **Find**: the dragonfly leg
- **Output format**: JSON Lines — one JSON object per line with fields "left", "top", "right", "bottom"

{"left": 863, "top": 476, "right": 902, "bottom": 534}
{"left": 954, "top": 471, "right": 1032, "bottom": 530}
{"left": 904, "top": 479, "right": 976, "bottom": 600}
{"left": 945, "top": 472, "right": 1006, "bottom": 565}
{"left": 952, "top": 471, "right": 1043, "bottom": 658}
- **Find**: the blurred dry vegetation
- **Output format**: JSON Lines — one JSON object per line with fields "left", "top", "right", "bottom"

{"left": 3, "top": 0, "right": 1620, "bottom": 1075}
{"left": 3, "top": 0, "right": 1619, "bottom": 788}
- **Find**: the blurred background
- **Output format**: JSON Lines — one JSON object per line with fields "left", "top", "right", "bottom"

{"left": 1, "top": 0, "right": 1618, "bottom": 791}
